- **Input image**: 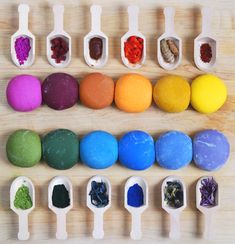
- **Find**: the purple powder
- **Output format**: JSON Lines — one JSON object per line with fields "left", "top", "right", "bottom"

{"left": 15, "top": 36, "right": 31, "bottom": 65}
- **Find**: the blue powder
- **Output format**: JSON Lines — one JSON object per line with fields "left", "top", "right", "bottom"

{"left": 127, "top": 183, "right": 144, "bottom": 207}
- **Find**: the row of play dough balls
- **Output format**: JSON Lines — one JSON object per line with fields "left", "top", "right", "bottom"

{"left": 6, "top": 73, "right": 227, "bottom": 114}
{"left": 6, "top": 129, "right": 229, "bottom": 171}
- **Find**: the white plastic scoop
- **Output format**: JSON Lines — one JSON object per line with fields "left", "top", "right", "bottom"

{"left": 11, "top": 4, "right": 35, "bottom": 68}
{"left": 84, "top": 5, "right": 108, "bottom": 68}
{"left": 124, "top": 176, "right": 148, "bottom": 240}
{"left": 46, "top": 5, "right": 71, "bottom": 68}
{"left": 194, "top": 7, "right": 217, "bottom": 71}
{"left": 161, "top": 176, "right": 186, "bottom": 240}
{"left": 87, "top": 175, "right": 111, "bottom": 239}
{"left": 196, "top": 176, "right": 219, "bottom": 240}
{"left": 121, "top": 5, "right": 146, "bottom": 69}
{"left": 48, "top": 176, "right": 73, "bottom": 240}
{"left": 10, "top": 176, "right": 35, "bottom": 240}
{"left": 157, "top": 7, "right": 182, "bottom": 70}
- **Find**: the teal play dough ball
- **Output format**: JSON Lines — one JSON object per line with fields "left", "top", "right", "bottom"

{"left": 6, "top": 129, "right": 41, "bottom": 167}
{"left": 80, "top": 130, "right": 118, "bottom": 169}
{"left": 42, "top": 129, "right": 79, "bottom": 170}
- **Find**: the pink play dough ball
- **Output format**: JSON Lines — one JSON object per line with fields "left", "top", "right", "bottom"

{"left": 7, "top": 75, "right": 42, "bottom": 112}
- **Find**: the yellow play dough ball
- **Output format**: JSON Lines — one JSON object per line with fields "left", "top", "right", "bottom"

{"left": 153, "top": 75, "right": 190, "bottom": 112}
{"left": 115, "top": 73, "right": 152, "bottom": 113}
{"left": 191, "top": 74, "right": 227, "bottom": 114}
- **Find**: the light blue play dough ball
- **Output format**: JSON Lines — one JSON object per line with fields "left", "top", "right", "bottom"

{"left": 118, "top": 130, "right": 155, "bottom": 170}
{"left": 80, "top": 130, "right": 118, "bottom": 169}
{"left": 155, "top": 131, "right": 192, "bottom": 170}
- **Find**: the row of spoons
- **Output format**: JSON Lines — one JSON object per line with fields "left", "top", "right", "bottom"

{"left": 11, "top": 4, "right": 216, "bottom": 71}
{"left": 10, "top": 175, "right": 219, "bottom": 241}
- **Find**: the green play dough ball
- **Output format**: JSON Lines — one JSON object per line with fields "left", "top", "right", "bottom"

{"left": 42, "top": 129, "right": 79, "bottom": 170}
{"left": 6, "top": 129, "right": 41, "bottom": 167}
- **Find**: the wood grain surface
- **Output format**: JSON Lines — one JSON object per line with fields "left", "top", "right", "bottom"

{"left": 0, "top": 0, "right": 234, "bottom": 243}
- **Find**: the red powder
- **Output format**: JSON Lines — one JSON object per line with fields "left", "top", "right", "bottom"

{"left": 200, "top": 43, "right": 212, "bottom": 63}
{"left": 50, "top": 37, "right": 69, "bottom": 63}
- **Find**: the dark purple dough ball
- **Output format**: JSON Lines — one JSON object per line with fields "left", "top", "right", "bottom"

{"left": 42, "top": 73, "right": 78, "bottom": 110}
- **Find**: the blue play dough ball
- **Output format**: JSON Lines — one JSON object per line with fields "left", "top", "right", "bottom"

{"left": 155, "top": 131, "right": 192, "bottom": 170}
{"left": 193, "top": 129, "right": 230, "bottom": 171}
{"left": 118, "top": 130, "right": 155, "bottom": 170}
{"left": 80, "top": 130, "right": 118, "bottom": 169}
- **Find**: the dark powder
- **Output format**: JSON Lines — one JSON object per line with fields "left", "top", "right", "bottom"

{"left": 164, "top": 181, "right": 183, "bottom": 208}
{"left": 52, "top": 184, "right": 70, "bottom": 208}
{"left": 127, "top": 183, "right": 144, "bottom": 207}
{"left": 89, "top": 37, "right": 103, "bottom": 60}
{"left": 89, "top": 181, "right": 109, "bottom": 208}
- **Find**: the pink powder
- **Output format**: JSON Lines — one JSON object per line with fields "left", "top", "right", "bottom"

{"left": 15, "top": 36, "right": 31, "bottom": 65}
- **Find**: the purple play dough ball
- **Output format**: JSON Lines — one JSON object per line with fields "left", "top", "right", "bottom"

{"left": 193, "top": 129, "right": 230, "bottom": 171}
{"left": 7, "top": 75, "right": 42, "bottom": 112}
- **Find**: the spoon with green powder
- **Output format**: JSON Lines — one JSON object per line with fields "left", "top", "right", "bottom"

{"left": 10, "top": 176, "right": 35, "bottom": 240}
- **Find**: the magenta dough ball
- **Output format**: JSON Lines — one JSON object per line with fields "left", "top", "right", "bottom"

{"left": 7, "top": 75, "right": 42, "bottom": 112}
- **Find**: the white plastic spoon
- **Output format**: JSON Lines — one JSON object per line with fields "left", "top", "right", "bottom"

{"left": 194, "top": 7, "right": 217, "bottom": 71}
{"left": 84, "top": 5, "right": 108, "bottom": 68}
{"left": 11, "top": 4, "right": 35, "bottom": 68}
{"left": 48, "top": 176, "right": 73, "bottom": 240}
{"left": 87, "top": 175, "right": 111, "bottom": 239}
{"left": 161, "top": 176, "right": 186, "bottom": 240}
{"left": 46, "top": 5, "right": 71, "bottom": 68}
{"left": 121, "top": 5, "right": 146, "bottom": 69}
{"left": 157, "top": 7, "right": 182, "bottom": 70}
{"left": 10, "top": 176, "right": 35, "bottom": 240}
{"left": 124, "top": 176, "right": 148, "bottom": 240}
{"left": 196, "top": 176, "right": 219, "bottom": 240}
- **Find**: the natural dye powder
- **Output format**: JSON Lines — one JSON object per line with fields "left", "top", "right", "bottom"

{"left": 14, "top": 185, "right": 32, "bottom": 210}
{"left": 52, "top": 184, "right": 70, "bottom": 208}
{"left": 89, "top": 37, "right": 103, "bottom": 60}
{"left": 89, "top": 181, "right": 109, "bottom": 208}
{"left": 164, "top": 181, "right": 183, "bottom": 208}
{"left": 127, "top": 183, "right": 144, "bottom": 207}
{"left": 200, "top": 177, "right": 218, "bottom": 207}
{"left": 15, "top": 36, "right": 31, "bottom": 65}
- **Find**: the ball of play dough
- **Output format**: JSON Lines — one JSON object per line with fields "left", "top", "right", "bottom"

{"left": 79, "top": 73, "right": 115, "bottom": 109}
{"left": 6, "top": 129, "right": 41, "bottom": 167}
{"left": 42, "top": 73, "right": 78, "bottom": 110}
{"left": 42, "top": 129, "right": 79, "bottom": 170}
{"left": 193, "top": 129, "right": 230, "bottom": 171}
{"left": 80, "top": 130, "right": 118, "bottom": 169}
{"left": 6, "top": 75, "right": 42, "bottom": 112}
{"left": 115, "top": 74, "right": 152, "bottom": 113}
{"left": 118, "top": 130, "right": 155, "bottom": 170}
{"left": 191, "top": 74, "right": 227, "bottom": 113}
{"left": 155, "top": 131, "right": 192, "bottom": 170}
{"left": 153, "top": 75, "right": 190, "bottom": 112}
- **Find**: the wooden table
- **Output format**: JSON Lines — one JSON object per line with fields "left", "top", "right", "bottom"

{"left": 0, "top": 0, "right": 234, "bottom": 243}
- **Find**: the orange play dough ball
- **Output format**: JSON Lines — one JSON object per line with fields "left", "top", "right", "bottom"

{"left": 115, "top": 74, "right": 152, "bottom": 113}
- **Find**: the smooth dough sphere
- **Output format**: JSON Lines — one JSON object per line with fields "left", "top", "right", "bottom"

{"left": 80, "top": 130, "right": 118, "bottom": 169}
{"left": 153, "top": 75, "right": 190, "bottom": 112}
{"left": 118, "top": 130, "right": 155, "bottom": 170}
{"left": 79, "top": 73, "right": 114, "bottom": 109}
{"left": 42, "top": 129, "right": 79, "bottom": 170}
{"left": 193, "top": 129, "right": 230, "bottom": 171}
{"left": 191, "top": 74, "right": 227, "bottom": 113}
{"left": 7, "top": 75, "right": 42, "bottom": 112}
{"left": 42, "top": 73, "right": 78, "bottom": 110}
{"left": 155, "top": 131, "right": 192, "bottom": 170}
{"left": 6, "top": 129, "right": 41, "bottom": 167}
{"left": 115, "top": 73, "right": 152, "bottom": 113}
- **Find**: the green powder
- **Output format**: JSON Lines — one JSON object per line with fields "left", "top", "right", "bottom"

{"left": 14, "top": 185, "right": 32, "bottom": 210}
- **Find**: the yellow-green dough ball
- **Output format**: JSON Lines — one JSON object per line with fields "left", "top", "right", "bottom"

{"left": 153, "top": 75, "right": 190, "bottom": 112}
{"left": 191, "top": 74, "right": 227, "bottom": 114}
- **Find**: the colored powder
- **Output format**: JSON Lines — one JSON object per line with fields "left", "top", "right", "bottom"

{"left": 14, "top": 185, "right": 32, "bottom": 210}
{"left": 200, "top": 43, "right": 212, "bottom": 63}
{"left": 50, "top": 37, "right": 69, "bottom": 63}
{"left": 89, "top": 181, "right": 109, "bottom": 208}
{"left": 52, "top": 184, "right": 70, "bottom": 208}
{"left": 127, "top": 183, "right": 144, "bottom": 207}
{"left": 15, "top": 36, "right": 31, "bottom": 65}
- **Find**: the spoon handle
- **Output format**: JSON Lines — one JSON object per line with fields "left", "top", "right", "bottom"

{"left": 18, "top": 4, "right": 29, "bottom": 33}
{"left": 18, "top": 213, "right": 29, "bottom": 240}
{"left": 128, "top": 5, "right": 139, "bottom": 33}
{"left": 164, "top": 7, "right": 175, "bottom": 35}
{"left": 93, "top": 211, "right": 104, "bottom": 239}
{"left": 53, "top": 5, "right": 64, "bottom": 33}
{"left": 91, "top": 5, "right": 102, "bottom": 33}
{"left": 56, "top": 213, "right": 67, "bottom": 240}
{"left": 169, "top": 212, "right": 181, "bottom": 240}
{"left": 201, "top": 7, "right": 212, "bottom": 35}
{"left": 130, "top": 212, "right": 142, "bottom": 240}
{"left": 204, "top": 211, "right": 214, "bottom": 240}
